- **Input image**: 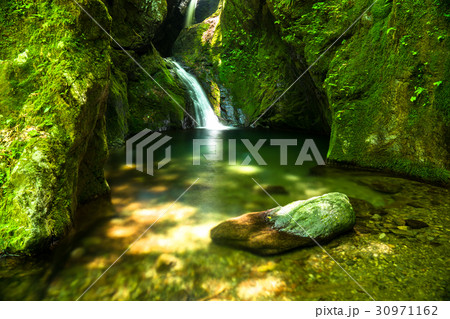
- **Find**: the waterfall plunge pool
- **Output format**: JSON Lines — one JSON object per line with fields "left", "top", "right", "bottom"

{"left": 1, "top": 127, "right": 449, "bottom": 301}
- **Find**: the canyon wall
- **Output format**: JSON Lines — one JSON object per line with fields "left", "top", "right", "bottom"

{"left": 174, "top": 0, "right": 449, "bottom": 183}
{"left": 0, "top": 0, "right": 186, "bottom": 254}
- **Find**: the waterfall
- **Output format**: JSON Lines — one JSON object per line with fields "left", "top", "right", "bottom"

{"left": 171, "top": 60, "right": 225, "bottom": 129}
{"left": 185, "top": 0, "right": 198, "bottom": 28}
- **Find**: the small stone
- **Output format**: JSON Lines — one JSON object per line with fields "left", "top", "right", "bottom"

{"left": 391, "top": 229, "right": 411, "bottom": 236}
{"left": 257, "top": 261, "right": 277, "bottom": 272}
{"left": 405, "top": 219, "right": 429, "bottom": 229}
{"left": 393, "top": 219, "right": 405, "bottom": 226}
{"left": 371, "top": 214, "right": 382, "bottom": 220}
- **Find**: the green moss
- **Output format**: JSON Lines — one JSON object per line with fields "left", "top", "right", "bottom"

{"left": 171, "top": 0, "right": 448, "bottom": 182}
{"left": 106, "top": 0, "right": 167, "bottom": 51}
{"left": 267, "top": 0, "right": 449, "bottom": 183}
{"left": 105, "top": 0, "right": 190, "bottom": 143}
{"left": 105, "top": 62, "right": 129, "bottom": 147}
{"left": 0, "top": 0, "right": 112, "bottom": 254}
{"left": 125, "top": 46, "right": 187, "bottom": 134}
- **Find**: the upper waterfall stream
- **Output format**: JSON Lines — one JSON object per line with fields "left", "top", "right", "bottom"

{"left": 170, "top": 60, "right": 226, "bottom": 130}
{"left": 185, "top": 0, "right": 198, "bottom": 28}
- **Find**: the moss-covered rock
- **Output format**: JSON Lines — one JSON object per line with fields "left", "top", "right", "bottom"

{"left": 269, "top": 0, "right": 449, "bottom": 183}
{"left": 105, "top": 62, "right": 130, "bottom": 148}
{"left": 0, "top": 0, "right": 111, "bottom": 254}
{"left": 105, "top": 0, "right": 190, "bottom": 146}
{"left": 127, "top": 47, "right": 189, "bottom": 132}
{"left": 106, "top": 0, "right": 168, "bottom": 52}
{"left": 210, "top": 193, "right": 355, "bottom": 255}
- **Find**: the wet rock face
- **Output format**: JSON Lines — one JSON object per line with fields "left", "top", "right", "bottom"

{"left": 196, "top": 0, "right": 220, "bottom": 23}
{"left": 151, "top": 0, "right": 189, "bottom": 56}
{"left": 210, "top": 193, "right": 355, "bottom": 255}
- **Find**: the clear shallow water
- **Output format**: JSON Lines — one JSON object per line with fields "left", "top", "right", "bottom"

{"left": 0, "top": 128, "right": 449, "bottom": 301}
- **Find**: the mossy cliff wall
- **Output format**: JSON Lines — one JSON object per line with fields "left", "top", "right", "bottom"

{"left": 269, "top": 0, "right": 449, "bottom": 183}
{"left": 0, "top": 0, "right": 111, "bottom": 254}
{"left": 174, "top": 0, "right": 449, "bottom": 183}
{"left": 0, "top": 0, "right": 187, "bottom": 254}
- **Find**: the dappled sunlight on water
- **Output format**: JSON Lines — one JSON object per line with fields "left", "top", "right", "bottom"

{"left": 227, "top": 165, "right": 263, "bottom": 175}
{"left": 85, "top": 257, "right": 114, "bottom": 270}
{"left": 0, "top": 129, "right": 449, "bottom": 301}
{"left": 129, "top": 222, "right": 216, "bottom": 255}
{"left": 237, "top": 276, "right": 286, "bottom": 300}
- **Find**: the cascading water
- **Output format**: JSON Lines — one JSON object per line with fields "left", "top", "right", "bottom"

{"left": 185, "top": 0, "right": 198, "bottom": 28}
{"left": 170, "top": 60, "right": 225, "bottom": 129}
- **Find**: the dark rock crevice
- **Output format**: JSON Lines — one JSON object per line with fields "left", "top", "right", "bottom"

{"left": 153, "top": 0, "right": 188, "bottom": 56}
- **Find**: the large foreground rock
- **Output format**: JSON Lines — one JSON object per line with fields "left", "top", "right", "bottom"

{"left": 210, "top": 193, "right": 355, "bottom": 255}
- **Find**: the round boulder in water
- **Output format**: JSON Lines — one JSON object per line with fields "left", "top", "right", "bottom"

{"left": 210, "top": 193, "right": 355, "bottom": 255}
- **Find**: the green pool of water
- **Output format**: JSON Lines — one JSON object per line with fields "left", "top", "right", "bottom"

{"left": 0, "top": 128, "right": 448, "bottom": 300}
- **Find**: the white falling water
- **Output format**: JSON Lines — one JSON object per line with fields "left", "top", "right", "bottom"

{"left": 185, "top": 0, "right": 198, "bottom": 28}
{"left": 171, "top": 61, "right": 226, "bottom": 130}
